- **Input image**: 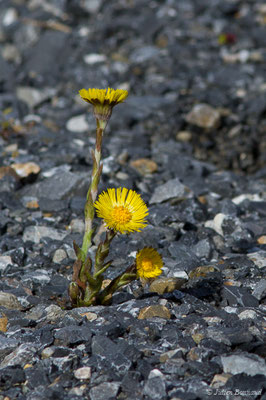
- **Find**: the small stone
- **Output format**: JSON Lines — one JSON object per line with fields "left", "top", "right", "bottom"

{"left": 69, "top": 387, "right": 86, "bottom": 397}
{"left": 83, "top": 53, "right": 107, "bottom": 64}
{"left": 222, "top": 285, "right": 259, "bottom": 307}
{"left": 66, "top": 114, "right": 89, "bottom": 133}
{"left": 90, "top": 382, "right": 120, "bottom": 400}
{"left": 0, "top": 313, "right": 8, "bottom": 333}
{"left": 138, "top": 305, "right": 171, "bottom": 320}
{"left": 130, "top": 46, "right": 160, "bottom": 63}
{"left": 186, "top": 103, "right": 221, "bottom": 129}
{"left": 150, "top": 178, "right": 188, "bottom": 204}
{"left": 26, "top": 200, "right": 39, "bottom": 209}
{"left": 2, "top": 7, "right": 18, "bottom": 26}
{"left": 0, "top": 344, "right": 37, "bottom": 368}
{"left": 45, "top": 305, "right": 66, "bottom": 322}
{"left": 149, "top": 278, "right": 186, "bottom": 295}
{"left": 247, "top": 251, "right": 266, "bottom": 269}
{"left": 160, "top": 349, "right": 182, "bottom": 363}
{"left": 176, "top": 130, "right": 192, "bottom": 142}
{"left": 11, "top": 162, "right": 40, "bottom": 179}
{"left": 41, "top": 347, "right": 55, "bottom": 359}
{"left": 192, "top": 333, "right": 205, "bottom": 344}
{"left": 205, "top": 213, "right": 226, "bottom": 236}
{"left": 257, "top": 235, "right": 266, "bottom": 244}
{"left": 54, "top": 326, "right": 91, "bottom": 346}
{"left": 0, "top": 255, "right": 12, "bottom": 273}
{"left": 0, "top": 337, "right": 19, "bottom": 358}
{"left": 16, "top": 86, "right": 56, "bottom": 108}
{"left": 116, "top": 171, "right": 129, "bottom": 180}
{"left": 143, "top": 369, "right": 166, "bottom": 400}
{"left": 83, "top": 0, "right": 103, "bottom": 13}
{"left": 69, "top": 218, "right": 85, "bottom": 233}
{"left": 74, "top": 367, "right": 91, "bottom": 380}
{"left": 238, "top": 310, "right": 257, "bottom": 320}
{"left": 0, "top": 166, "right": 20, "bottom": 180}
{"left": 130, "top": 158, "right": 158, "bottom": 176}
{"left": 23, "top": 226, "right": 68, "bottom": 244}
{"left": 22, "top": 170, "right": 87, "bottom": 200}
{"left": 252, "top": 280, "right": 266, "bottom": 300}
{"left": 2, "top": 44, "right": 21, "bottom": 63}
{"left": 221, "top": 354, "right": 266, "bottom": 377}
{"left": 52, "top": 249, "right": 67, "bottom": 264}
{"left": 193, "top": 239, "right": 212, "bottom": 259}
{"left": 80, "top": 312, "right": 98, "bottom": 321}
{"left": 0, "top": 292, "right": 22, "bottom": 310}
{"left": 210, "top": 373, "right": 231, "bottom": 388}
{"left": 189, "top": 266, "right": 216, "bottom": 279}
{"left": 187, "top": 347, "right": 200, "bottom": 361}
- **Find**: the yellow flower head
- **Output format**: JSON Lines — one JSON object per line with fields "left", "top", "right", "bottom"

{"left": 136, "top": 247, "right": 163, "bottom": 279}
{"left": 94, "top": 187, "right": 148, "bottom": 234}
{"left": 79, "top": 87, "right": 128, "bottom": 124}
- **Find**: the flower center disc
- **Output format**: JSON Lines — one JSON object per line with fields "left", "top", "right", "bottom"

{"left": 142, "top": 258, "right": 153, "bottom": 272}
{"left": 112, "top": 206, "right": 132, "bottom": 224}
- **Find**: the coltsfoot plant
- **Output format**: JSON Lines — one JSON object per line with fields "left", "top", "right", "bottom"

{"left": 68, "top": 88, "right": 163, "bottom": 307}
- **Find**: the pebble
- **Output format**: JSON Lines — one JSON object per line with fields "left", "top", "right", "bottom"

{"left": 0, "top": 344, "right": 37, "bottom": 368}
{"left": 69, "top": 218, "right": 85, "bottom": 233}
{"left": 2, "top": 7, "right": 18, "bottom": 26}
{"left": 247, "top": 251, "right": 266, "bottom": 269}
{"left": 257, "top": 235, "right": 266, "bottom": 244}
{"left": 0, "top": 292, "right": 22, "bottom": 310}
{"left": 2, "top": 44, "right": 21, "bottom": 64}
{"left": 83, "top": 53, "right": 107, "bottom": 64}
{"left": 149, "top": 277, "right": 186, "bottom": 295}
{"left": 221, "top": 354, "right": 266, "bottom": 377}
{"left": 0, "top": 255, "right": 12, "bottom": 273}
{"left": 0, "top": 313, "right": 8, "bottom": 333}
{"left": 238, "top": 310, "right": 257, "bottom": 320}
{"left": 176, "top": 130, "right": 192, "bottom": 142}
{"left": 143, "top": 369, "right": 166, "bottom": 400}
{"left": 66, "top": 114, "right": 90, "bottom": 133}
{"left": 252, "top": 280, "right": 266, "bottom": 300}
{"left": 16, "top": 86, "right": 56, "bottom": 108}
{"left": 130, "top": 158, "right": 158, "bottom": 175}
{"left": 185, "top": 103, "right": 221, "bottom": 129}
{"left": 41, "top": 347, "right": 55, "bottom": 359}
{"left": 74, "top": 367, "right": 91, "bottom": 380}
{"left": 83, "top": 0, "right": 102, "bottom": 13}
{"left": 52, "top": 249, "right": 67, "bottom": 264}
{"left": 11, "top": 162, "right": 40, "bottom": 179}
{"left": 150, "top": 178, "right": 188, "bottom": 204}
{"left": 21, "top": 170, "right": 88, "bottom": 200}
{"left": 210, "top": 373, "right": 231, "bottom": 388}
{"left": 90, "top": 382, "right": 120, "bottom": 400}
{"left": 138, "top": 305, "right": 171, "bottom": 320}
{"left": 23, "top": 225, "right": 68, "bottom": 244}
{"left": 205, "top": 213, "right": 226, "bottom": 236}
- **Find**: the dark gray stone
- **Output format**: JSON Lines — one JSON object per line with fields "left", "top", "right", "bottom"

{"left": 222, "top": 285, "right": 259, "bottom": 307}
{"left": 20, "top": 171, "right": 88, "bottom": 201}
{"left": 54, "top": 326, "right": 91, "bottom": 346}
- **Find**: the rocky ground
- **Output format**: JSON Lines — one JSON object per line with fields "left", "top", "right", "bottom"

{"left": 0, "top": 0, "right": 266, "bottom": 399}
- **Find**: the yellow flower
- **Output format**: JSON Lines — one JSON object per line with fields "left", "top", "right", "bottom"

{"left": 136, "top": 247, "right": 163, "bottom": 279}
{"left": 79, "top": 87, "right": 128, "bottom": 124}
{"left": 94, "top": 188, "right": 148, "bottom": 234}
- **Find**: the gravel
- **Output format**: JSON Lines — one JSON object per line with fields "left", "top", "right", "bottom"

{"left": 0, "top": 0, "right": 265, "bottom": 399}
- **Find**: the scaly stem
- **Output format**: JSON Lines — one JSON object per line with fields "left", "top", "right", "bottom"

{"left": 81, "top": 122, "right": 104, "bottom": 260}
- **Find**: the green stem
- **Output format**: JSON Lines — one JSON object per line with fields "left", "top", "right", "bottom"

{"left": 80, "top": 124, "right": 104, "bottom": 259}
{"left": 97, "top": 264, "right": 137, "bottom": 305}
